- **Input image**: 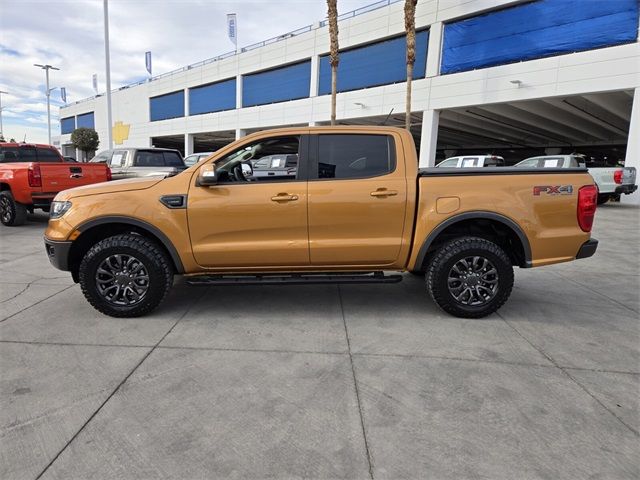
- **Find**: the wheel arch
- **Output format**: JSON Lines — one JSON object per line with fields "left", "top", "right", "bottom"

{"left": 414, "top": 211, "right": 532, "bottom": 270}
{"left": 69, "top": 216, "right": 184, "bottom": 281}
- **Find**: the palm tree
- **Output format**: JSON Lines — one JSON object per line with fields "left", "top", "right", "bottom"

{"left": 327, "top": 0, "right": 339, "bottom": 126}
{"left": 404, "top": 0, "right": 418, "bottom": 130}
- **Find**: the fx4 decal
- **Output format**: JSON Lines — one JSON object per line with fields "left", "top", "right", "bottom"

{"left": 533, "top": 185, "right": 574, "bottom": 196}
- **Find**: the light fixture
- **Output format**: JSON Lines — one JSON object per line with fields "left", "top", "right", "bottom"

{"left": 354, "top": 102, "right": 366, "bottom": 108}
{"left": 510, "top": 80, "right": 523, "bottom": 88}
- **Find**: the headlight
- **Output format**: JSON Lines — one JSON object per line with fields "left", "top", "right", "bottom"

{"left": 50, "top": 201, "right": 72, "bottom": 219}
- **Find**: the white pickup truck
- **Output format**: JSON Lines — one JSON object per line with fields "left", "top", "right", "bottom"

{"left": 515, "top": 155, "right": 637, "bottom": 204}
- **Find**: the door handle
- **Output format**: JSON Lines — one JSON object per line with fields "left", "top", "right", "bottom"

{"left": 370, "top": 189, "right": 398, "bottom": 197}
{"left": 271, "top": 193, "right": 299, "bottom": 202}
{"left": 70, "top": 174, "right": 83, "bottom": 179}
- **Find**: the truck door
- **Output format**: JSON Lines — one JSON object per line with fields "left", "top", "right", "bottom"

{"left": 187, "top": 134, "right": 310, "bottom": 268}
{"left": 307, "top": 133, "right": 407, "bottom": 266}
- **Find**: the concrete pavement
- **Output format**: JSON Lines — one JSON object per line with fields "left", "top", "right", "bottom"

{"left": 1, "top": 204, "right": 638, "bottom": 479}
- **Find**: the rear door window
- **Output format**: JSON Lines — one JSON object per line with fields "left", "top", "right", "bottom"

{"left": 19, "top": 147, "right": 37, "bottom": 162}
{"left": 315, "top": 134, "right": 395, "bottom": 179}
{"left": 36, "top": 148, "right": 62, "bottom": 162}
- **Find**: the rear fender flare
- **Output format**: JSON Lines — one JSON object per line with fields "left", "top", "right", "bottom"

{"left": 414, "top": 211, "right": 533, "bottom": 269}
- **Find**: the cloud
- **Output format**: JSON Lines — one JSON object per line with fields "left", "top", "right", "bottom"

{"left": 1, "top": 0, "right": 376, "bottom": 144}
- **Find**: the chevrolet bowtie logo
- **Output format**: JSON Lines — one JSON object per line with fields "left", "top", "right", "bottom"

{"left": 113, "top": 121, "right": 130, "bottom": 145}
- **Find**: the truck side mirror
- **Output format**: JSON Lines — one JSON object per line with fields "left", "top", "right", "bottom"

{"left": 197, "top": 164, "right": 217, "bottom": 186}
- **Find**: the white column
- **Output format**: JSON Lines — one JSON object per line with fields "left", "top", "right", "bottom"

{"left": 235, "top": 128, "right": 246, "bottom": 140}
{"left": 419, "top": 110, "right": 439, "bottom": 168}
{"left": 184, "top": 87, "right": 190, "bottom": 116}
{"left": 185, "top": 133, "right": 194, "bottom": 155}
{"left": 425, "top": 22, "right": 443, "bottom": 78}
{"left": 236, "top": 74, "right": 243, "bottom": 109}
{"left": 309, "top": 55, "right": 319, "bottom": 98}
{"left": 621, "top": 87, "right": 640, "bottom": 205}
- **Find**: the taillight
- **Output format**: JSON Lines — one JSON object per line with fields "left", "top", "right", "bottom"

{"left": 613, "top": 170, "right": 623, "bottom": 184}
{"left": 106, "top": 166, "right": 112, "bottom": 181}
{"left": 28, "top": 164, "right": 42, "bottom": 187}
{"left": 577, "top": 185, "right": 597, "bottom": 232}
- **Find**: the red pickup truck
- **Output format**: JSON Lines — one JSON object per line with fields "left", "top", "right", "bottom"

{"left": 0, "top": 143, "right": 111, "bottom": 226}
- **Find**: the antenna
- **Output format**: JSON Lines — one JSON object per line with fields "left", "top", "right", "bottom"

{"left": 23, "top": 133, "right": 27, "bottom": 143}
{"left": 380, "top": 108, "right": 394, "bottom": 126}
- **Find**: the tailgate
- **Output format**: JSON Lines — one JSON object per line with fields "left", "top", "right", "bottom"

{"left": 40, "top": 163, "right": 107, "bottom": 191}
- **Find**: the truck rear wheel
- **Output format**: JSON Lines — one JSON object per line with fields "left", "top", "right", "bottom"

{"left": 426, "top": 236, "right": 513, "bottom": 318}
{"left": 78, "top": 234, "right": 174, "bottom": 317}
{"left": 597, "top": 194, "right": 610, "bottom": 205}
{"left": 0, "top": 191, "right": 28, "bottom": 226}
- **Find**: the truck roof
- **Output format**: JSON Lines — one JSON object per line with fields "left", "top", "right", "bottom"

{"left": 0, "top": 142, "right": 57, "bottom": 148}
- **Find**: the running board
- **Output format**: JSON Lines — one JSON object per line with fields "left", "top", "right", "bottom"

{"left": 186, "top": 271, "right": 403, "bottom": 286}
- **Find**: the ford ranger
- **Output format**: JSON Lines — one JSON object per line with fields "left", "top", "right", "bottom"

{"left": 43, "top": 127, "right": 598, "bottom": 319}
{"left": 0, "top": 143, "right": 112, "bottom": 226}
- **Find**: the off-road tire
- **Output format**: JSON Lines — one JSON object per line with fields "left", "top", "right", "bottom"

{"left": 79, "top": 234, "right": 173, "bottom": 317}
{"left": 597, "top": 194, "right": 610, "bottom": 205}
{"left": 426, "top": 236, "right": 513, "bottom": 318}
{"left": 0, "top": 191, "right": 28, "bottom": 226}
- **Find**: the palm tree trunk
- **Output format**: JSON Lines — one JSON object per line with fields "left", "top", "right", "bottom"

{"left": 406, "top": 63, "right": 413, "bottom": 131}
{"left": 405, "top": 0, "right": 418, "bottom": 130}
{"left": 328, "top": 0, "right": 339, "bottom": 126}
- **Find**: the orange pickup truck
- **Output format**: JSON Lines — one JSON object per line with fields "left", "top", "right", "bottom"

{"left": 44, "top": 127, "right": 598, "bottom": 318}
{"left": 1, "top": 143, "right": 111, "bottom": 226}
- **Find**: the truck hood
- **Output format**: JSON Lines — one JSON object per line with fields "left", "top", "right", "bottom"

{"left": 55, "top": 177, "right": 163, "bottom": 200}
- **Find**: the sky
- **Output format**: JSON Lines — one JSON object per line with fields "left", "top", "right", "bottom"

{"left": 0, "top": 0, "right": 375, "bottom": 144}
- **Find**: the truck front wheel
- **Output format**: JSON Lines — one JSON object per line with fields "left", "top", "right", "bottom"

{"left": 426, "top": 237, "right": 513, "bottom": 318}
{"left": 0, "top": 191, "right": 28, "bottom": 226}
{"left": 78, "top": 234, "right": 174, "bottom": 317}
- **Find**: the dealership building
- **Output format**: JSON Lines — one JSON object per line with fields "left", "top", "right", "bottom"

{"left": 56, "top": 0, "right": 640, "bottom": 202}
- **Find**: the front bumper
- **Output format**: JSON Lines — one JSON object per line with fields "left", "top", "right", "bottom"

{"left": 576, "top": 238, "right": 598, "bottom": 260}
{"left": 615, "top": 184, "right": 638, "bottom": 195}
{"left": 44, "top": 238, "right": 73, "bottom": 271}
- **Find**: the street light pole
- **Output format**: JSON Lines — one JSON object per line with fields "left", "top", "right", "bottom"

{"left": 0, "top": 90, "right": 7, "bottom": 140}
{"left": 104, "top": 0, "right": 113, "bottom": 149}
{"left": 34, "top": 64, "right": 60, "bottom": 145}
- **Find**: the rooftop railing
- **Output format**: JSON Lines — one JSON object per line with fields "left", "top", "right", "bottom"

{"left": 64, "top": 0, "right": 403, "bottom": 107}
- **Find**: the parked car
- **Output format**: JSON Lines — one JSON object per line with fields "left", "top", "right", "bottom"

{"left": 44, "top": 126, "right": 598, "bottom": 319}
{"left": 436, "top": 155, "right": 505, "bottom": 168}
{"left": 515, "top": 155, "right": 637, "bottom": 204}
{"left": 184, "top": 152, "right": 214, "bottom": 167}
{"left": 250, "top": 154, "right": 298, "bottom": 180}
{"left": 0, "top": 142, "right": 111, "bottom": 226}
{"left": 90, "top": 147, "right": 186, "bottom": 180}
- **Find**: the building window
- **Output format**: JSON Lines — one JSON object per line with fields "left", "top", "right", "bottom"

{"left": 150, "top": 90, "right": 185, "bottom": 121}
{"left": 242, "top": 60, "right": 311, "bottom": 107}
{"left": 189, "top": 78, "right": 236, "bottom": 115}
{"left": 61, "top": 116, "right": 75, "bottom": 134}
{"left": 77, "top": 112, "right": 95, "bottom": 129}
{"left": 318, "top": 31, "right": 429, "bottom": 95}
{"left": 441, "top": 0, "right": 639, "bottom": 74}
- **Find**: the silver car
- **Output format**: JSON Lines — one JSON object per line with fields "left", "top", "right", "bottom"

{"left": 90, "top": 147, "right": 186, "bottom": 180}
{"left": 184, "top": 151, "right": 214, "bottom": 167}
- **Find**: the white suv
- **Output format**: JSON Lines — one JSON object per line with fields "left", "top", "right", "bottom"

{"left": 436, "top": 155, "right": 505, "bottom": 168}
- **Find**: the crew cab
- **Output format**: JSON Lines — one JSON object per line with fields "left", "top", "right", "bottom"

{"left": 44, "top": 127, "right": 598, "bottom": 319}
{"left": 0, "top": 143, "right": 111, "bottom": 226}
{"left": 515, "top": 154, "right": 638, "bottom": 204}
